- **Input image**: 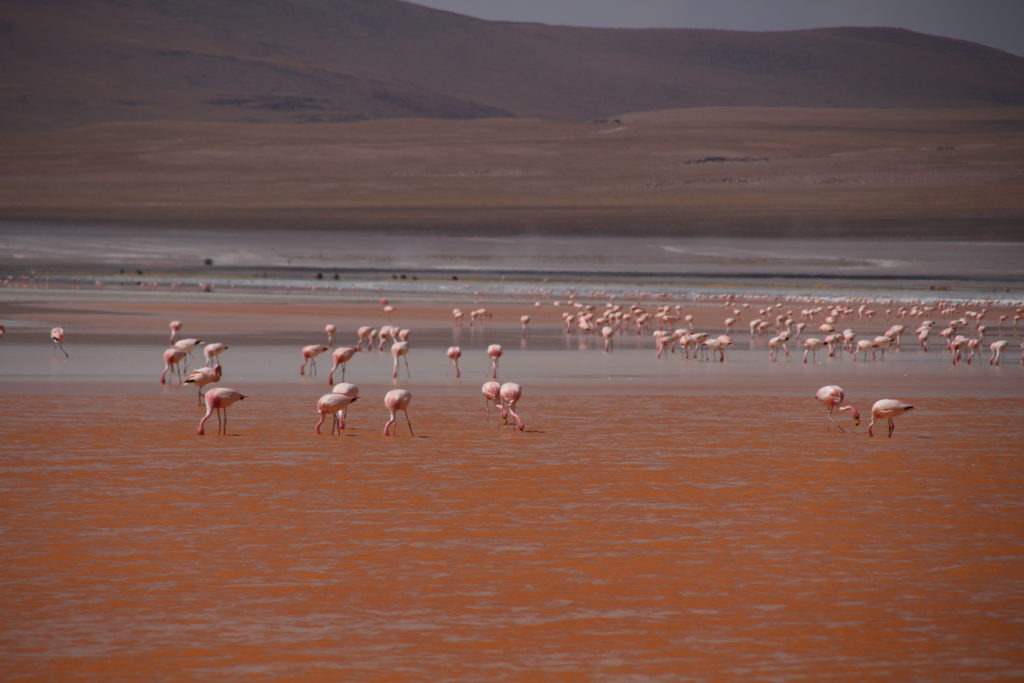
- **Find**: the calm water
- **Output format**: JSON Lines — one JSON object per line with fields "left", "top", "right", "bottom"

{"left": 2, "top": 224, "right": 1024, "bottom": 678}
{"left": 2, "top": 388, "right": 1023, "bottom": 680}
{"left": 3, "top": 223, "right": 1023, "bottom": 303}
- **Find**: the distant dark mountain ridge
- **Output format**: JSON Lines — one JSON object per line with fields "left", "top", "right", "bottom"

{"left": 2, "top": 0, "right": 1023, "bottom": 132}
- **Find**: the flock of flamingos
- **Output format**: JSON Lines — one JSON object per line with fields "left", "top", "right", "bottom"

{"left": 17, "top": 293, "right": 1020, "bottom": 439}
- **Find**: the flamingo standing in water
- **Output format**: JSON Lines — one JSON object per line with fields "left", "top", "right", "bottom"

{"left": 315, "top": 391, "right": 359, "bottom": 434}
{"left": 356, "top": 326, "right": 374, "bottom": 351}
{"left": 173, "top": 337, "right": 203, "bottom": 372}
{"left": 487, "top": 344, "right": 503, "bottom": 379}
{"left": 815, "top": 384, "right": 859, "bottom": 431}
{"left": 989, "top": 339, "right": 1009, "bottom": 365}
{"left": 382, "top": 388, "right": 413, "bottom": 436}
{"left": 482, "top": 380, "right": 501, "bottom": 421}
{"left": 867, "top": 399, "right": 914, "bottom": 438}
{"left": 197, "top": 387, "right": 246, "bottom": 435}
{"left": 169, "top": 320, "right": 182, "bottom": 344}
{"left": 521, "top": 315, "right": 531, "bottom": 337}
{"left": 391, "top": 340, "right": 410, "bottom": 379}
{"left": 327, "top": 346, "right": 358, "bottom": 383}
{"left": 203, "top": 342, "right": 228, "bottom": 368}
{"left": 802, "top": 337, "right": 823, "bottom": 364}
{"left": 300, "top": 344, "right": 329, "bottom": 376}
{"left": 447, "top": 346, "right": 462, "bottom": 377}
{"left": 51, "top": 327, "right": 69, "bottom": 358}
{"left": 601, "top": 326, "right": 614, "bottom": 352}
{"left": 327, "top": 382, "right": 360, "bottom": 432}
{"left": 499, "top": 382, "right": 525, "bottom": 431}
{"left": 325, "top": 324, "right": 336, "bottom": 348}
{"left": 160, "top": 347, "right": 188, "bottom": 384}
{"left": 184, "top": 363, "right": 222, "bottom": 404}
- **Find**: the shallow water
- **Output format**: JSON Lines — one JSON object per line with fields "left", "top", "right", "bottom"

{"left": 2, "top": 388, "right": 1023, "bottom": 679}
{"left": 3, "top": 223, "right": 1023, "bottom": 303}
{"left": 2, "top": 243, "right": 1024, "bottom": 678}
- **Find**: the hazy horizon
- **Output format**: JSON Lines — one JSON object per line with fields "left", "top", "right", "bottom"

{"left": 410, "top": 0, "right": 1024, "bottom": 56}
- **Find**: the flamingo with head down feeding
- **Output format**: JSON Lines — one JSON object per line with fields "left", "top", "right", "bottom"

{"left": 300, "top": 345, "right": 329, "bottom": 376}
{"left": 447, "top": 346, "right": 462, "bottom": 377}
{"left": 499, "top": 382, "right": 525, "bottom": 431}
{"left": 867, "top": 399, "right": 914, "bottom": 438}
{"left": 383, "top": 389, "right": 413, "bottom": 436}
{"left": 197, "top": 387, "right": 246, "bottom": 435}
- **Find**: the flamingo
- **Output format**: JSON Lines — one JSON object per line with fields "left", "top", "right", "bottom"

{"left": 325, "top": 324, "right": 336, "bottom": 348}
{"left": 173, "top": 337, "right": 203, "bottom": 372}
{"left": 51, "top": 327, "right": 69, "bottom": 358}
{"left": 0, "top": 324, "right": 4, "bottom": 339}
{"left": 802, "top": 337, "right": 823, "bottom": 364}
{"left": 601, "top": 326, "right": 614, "bottom": 352}
{"left": 853, "top": 339, "right": 873, "bottom": 362}
{"left": 169, "top": 320, "right": 182, "bottom": 344}
{"left": 377, "top": 325, "right": 394, "bottom": 351}
{"left": 521, "top": 315, "right": 531, "bottom": 337}
{"left": 481, "top": 380, "right": 501, "bottom": 420}
{"left": 315, "top": 391, "right": 359, "bottom": 434}
{"left": 184, "top": 363, "right": 222, "bottom": 404}
{"left": 815, "top": 385, "right": 857, "bottom": 431}
{"left": 487, "top": 344, "right": 503, "bottom": 379}
{"left": 203, "top": 342, "right": 228, "bottom": 368}
{"left": 383, "top": 389, "right": 413, "bottom": 436}
{"left": 839, "top": 405, "right": 861, "bottom": 430}
{"left": 499, "top": 382, "right": 525, "bottom": 431}
{"left": 331, "top": 382, "right": 360, "bottom": 431}
{"left": 300, "top": 344, "right": 329, "bottom": 376}
{"left": 447, "top": 346, "right": 462, "bottom": 377}
{"left": 390, "top": 340, "right": 410, "bottom": 379}
{"left": 160, "top": 347, "right": 188, "bottom": 384}
{"left": 867, "top": 399, "right": 914, "bottom": 438}
{"left": 356, "top": 326, "right": 373, "bottom": 351}
{"left": 327, "top": 346, "right": 358, "bottom": 383}
{"left": 197, "top": 387, "right": 246, "bottom": 435}
{"left": 989, "top": 339, "right": 1008, "bottom": 366}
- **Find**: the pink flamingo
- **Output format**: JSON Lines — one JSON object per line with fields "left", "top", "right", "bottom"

{"left": 521, "top": 315, "right": 531, "bottom": 337}
{"left": 327, "top": 346, "right": 359, "bottom": 383}
{"left": 184, "top": 363, "right": 222, "bottom": 404}
{"left": 330, "top": 382, "right": 360, "bottom": 430}
{"left": 160, "top": 347, "right": 188, "bottom": 384}
{"left": 378, "top": 325, "right": 394, "bottom": 351}
{"left": 601, "top": 326, "right": 614, "bottom": 352}
{"left": 989, "top": 339, "right": 1008, "bottom": 366}
{"left": 300, "top": 344, "right": 329, "bottom": 376}
{"left": 203, "top": 342, "right": 228, "bottom": 367}
{"left": 169, "top": 320, "right": 182, "bottom": 344}
{"left": 802, "top": 337, "right": 823, "bottom": 364}
{"left": 391, "top": 340, "right": 410, "bottom": 379}
{"left": 197, "top": 387, "right": 246, "bottom": 435}
{"left": 482, "top": 380, "right": 501, "bottom": 421}
{"left": 51, "top": 327, "right": 69, "bottom": 358}
{"left": 325, "top": 324, "right": 336, "bottom": 348}
{"left": 447, "top": 346, "right": 462, "bottom": 377}
{"left": 356, "top": 326, "right": 373, "bottom": 351}
{"left": 383, "top": 388, "right": 413, "bottom": 436}
{"left": 815, "top": 385, "right": 859, "bottom": 431}
{"left": 173, "top": 337, "right": 203, "bottom": 372}
{"left": 487, "top": 344, "right": 503, "bottom": 379}
{"left": 867, "top": 399, "right": 914, "bottom": 438}
{"left": 499, "top": 382, "right": 525, "bottom": 431}
{"left": 315, "top": 391, "right": 359, "bottom": 434}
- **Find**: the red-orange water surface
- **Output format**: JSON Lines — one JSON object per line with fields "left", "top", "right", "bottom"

{"left": 2, "top": 295, "right": 1023, "bottom": 679}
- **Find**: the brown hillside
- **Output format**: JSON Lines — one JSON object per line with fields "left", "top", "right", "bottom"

{"left": 2, "top": 0, "right": 1023, "bottom": 132}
